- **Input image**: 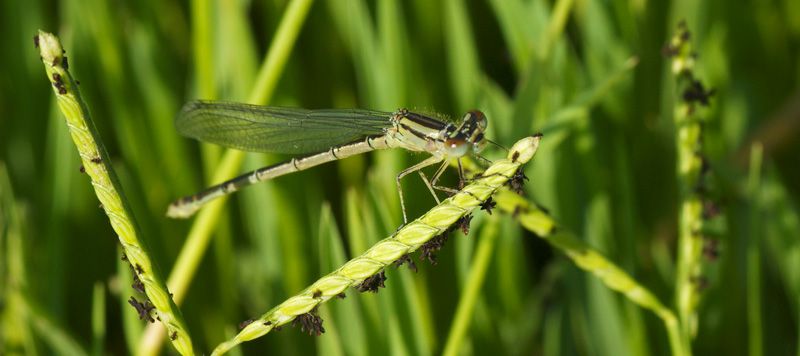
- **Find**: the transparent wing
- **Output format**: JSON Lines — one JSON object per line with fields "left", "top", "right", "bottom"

{"left": 176, "top": 101, "right": 393, "bottom": 154}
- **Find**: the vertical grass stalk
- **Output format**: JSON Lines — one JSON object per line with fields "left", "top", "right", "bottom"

{"left": 746, "top": 143, "right": 764, "bottom": 356}
{"left": 667, "top": 22, "right": 714, "bottom": 346}
{"left": 442, "top": 218, "right": 500, "bottom": 356}
{"left": 35, "top": 31, "right": 194, "bottom": 356}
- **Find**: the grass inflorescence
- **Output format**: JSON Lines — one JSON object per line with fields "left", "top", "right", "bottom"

{"left": 665, "top": 21, "right": 718, "bottom": 344}
{"left": 212, "top": 136, "right": 541, "bottom": 355}
{"left": 34, "top": 31, "right": 194, "bottom": 355}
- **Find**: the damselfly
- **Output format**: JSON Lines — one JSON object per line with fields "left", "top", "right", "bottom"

{"left": 167, "top": 101, "right": 490, "bottom": 222}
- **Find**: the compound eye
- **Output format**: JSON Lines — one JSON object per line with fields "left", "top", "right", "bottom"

{"left": 472, "top": 111, "right": 487, "bottom": 130}
{"left": 444, "top": 138, "right": 469, "bottom": 157}
{"left": 473, "top": 133, "right": 487, "bottom": 153}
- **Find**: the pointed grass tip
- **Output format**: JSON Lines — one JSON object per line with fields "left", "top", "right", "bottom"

{"left": 508, "top": 134, "right": 542, "bottom": 163}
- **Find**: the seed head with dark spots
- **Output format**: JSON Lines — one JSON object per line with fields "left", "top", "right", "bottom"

{"left": 683, "top": 79, "right": 715, "bottom": 106}
{"left": 506, "top": 168, "right": 529, "bottom": 194}
{"left": 702, "top": 200, "right": 720, "bottom": 219}
{"left": 394, "top": 254, "right": 418, "bottom": 273}
{"left": 459, "top": 214, "right": 473, "bottom": 235}
{"left": 356, "top": 271, "right": 387, "bottom": 293}
{"left": 131, "top": 272, "right": 145, "bottom": 294}
{"left": 238, "top": 319, "right": 255, "bottom": 330}
{"left": 293, "top": 310, "right": 325, "bottom": 336}
{"left": 128, "top": 296, "right": 155, "bottom": 323}
{"left": 480, "top": 197, "right": 496, "bottom": 214}
{"left": 420, "top": 233, "right": 450, "bottom": 265}
{"left": 702, "top": 238, "right": 720, "bottom": 261}
{"left": 691, "top": 275, "right": 709, "bottom": 291}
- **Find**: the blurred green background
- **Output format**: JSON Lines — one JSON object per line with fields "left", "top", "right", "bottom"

{"left": 2, "top": 0, "right": 800, "bottom": 355}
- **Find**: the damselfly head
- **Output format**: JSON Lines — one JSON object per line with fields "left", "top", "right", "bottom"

{"left": 443, "top": 110, "right": 488, "bottom": 157}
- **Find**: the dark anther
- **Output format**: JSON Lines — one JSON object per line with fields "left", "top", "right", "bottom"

{"left": 134, "top": 264, "right": 144, "bottom": 274}
{"left": 128, "top": 296, "right": 155, "bottom": 323}
{"left": 293, "top": 309, "right": 325, "bottom": 336}
{"left": 34, "top": 35, "right": 40, "bottom": 48}
{"left": 661, "top": 44, "right": 679, "bottom": 57}
{"left": 62, "top": 56, "right": 69, "bottom": 70}
{"left": 420, "top": 233, "right": 450, "bottom": 265}
{"left": 336, "top": 293, "right": 346, "bottom": 299}
{"left": 121, "top": 253, "right": 128, "bottom": 262}
{"left": 511, "top": 151, "right": 520, "bottom": 163}
{"left": 702, "top": 200, "right": 720, "bottom": 219}
{"left": 238, "top": 319, "right": 254, "bottom": 330}
{"left": 506, "top": 168, "right": 529, "bottom": 194}
{"left": 699, "top": 154, "right": 711, "bottom": 176}
{"left": 132, "top": 273, "right": 145, "bottom": 294}
{"left": 480, "top": 197, "right": 497, "bottom": 215}
{"left": 394, "top": 254, "right": 418, "bottom": 273}
{"left": 312, "top": 289, "right": 323, "bottom": 299}
{"left": 683, "top": 79, "right": 715, "bottom": 106}
{"left": 690, "top": 275, "right": 709, "bottom": 291}
{"left": 170, "top": 331, "right": 178, "bottom": 340}
{"left": 91, "top": 157, "right": 102, "bottom": 164}
{"left": 693, "top": 180, "right": 708, "bottom": 196}
{"left": 53, "top": 77, "right": 67, "bottom": 95}
{"left": 356, "top": 271, "right": 387, "bottom": 293}
{"left": 680, "top": 27, "right": 691, "bottom": 41}
{"left": 264, "top": 320, "right": 273, "bottom": 326}
{"left": 459, "top": 214, "right": 473, "bottom": 235}
{"left": 702, "top": 238, "right": 720, "bottom": 261}
{"left": 511, "top": 205, "right": 526, "bottom": 218}
{"left": 51, "top": 57, "right": 59, "bottom": 66}
{"left": 79, "top": 165, "right": 85, "bottom": 173}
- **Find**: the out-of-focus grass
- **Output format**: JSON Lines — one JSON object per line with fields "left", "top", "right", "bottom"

{"left": 2, "top": 0, "right": 799, "bottom": 355}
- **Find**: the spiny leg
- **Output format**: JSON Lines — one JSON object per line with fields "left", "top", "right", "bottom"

{"left": 418, "top": 160, "right": 450, "bottom": 204}
{"left": 426, "top": 159, "right": 461, "bottom": 196}
{"left": 455, "top": 155, "right": 494, "bottom": 188}
{"left": 396, "top": 156, "right": 444, "bottom": 224}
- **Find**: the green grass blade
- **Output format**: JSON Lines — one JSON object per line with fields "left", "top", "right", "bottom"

{"left": 443, "top": 217, "right": 500, "bottom": 356}
{"left": 91, "top": 282, "right": 106, "bottom": 356}
{"left": 443, "top": 0, "right": 481, "bottom": 110}
{"left": 746, "top": 143, "right": 764, "bottom": 356}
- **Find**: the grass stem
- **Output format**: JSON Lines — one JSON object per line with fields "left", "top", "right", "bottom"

{"left": 36, "top": 31, "right": 194, "bottom": 355}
